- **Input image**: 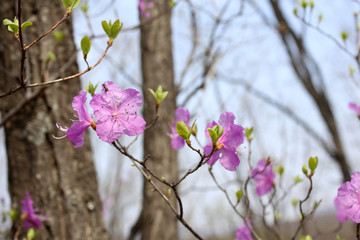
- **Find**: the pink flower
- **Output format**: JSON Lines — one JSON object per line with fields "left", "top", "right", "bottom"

{"left": 21, "top": 192, "right": 47, "bottom": 230}
{"left": 335, "top": 172, "right": 360, "bottom": 223}
{"left": 236, "top": 220, "right": 253, "bottom": 240}
{"left": 204, "top": 112, "right": 245, "bottom": 171}
{"left": 168, "top": 107, "right": 190, "bottom": 150}
{"left": 349, "top": 102, "right": 360, "bottom": 116}
{"left": 251, "top": 158, "right": 275, "bottom": 196}
{"left": 90, "top": 81, "right": 146, "bottom": 143}
{"left": 56, "top": 90, "right": 95, "bottom": 148}
{"left": 138, "top": 0, "right": 154, "bottom": 18}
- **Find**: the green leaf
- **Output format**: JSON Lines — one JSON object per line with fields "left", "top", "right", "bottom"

{"left": 275, "top": 166, "right": 284, "bottom": 176}
{"left": 308, "top": 156, "right": 318, "bottom": 173}
{"left": 148, "top": 86, "right": 168, "bottom": 105}
{"left": 109, "top": 19, "right": 123, "bottom": 39}
{"left": 81, "top": 3, "right": 89, "bottom": 13}
{"left": 302, "top": 164, "right": 308, "bottom": 176}
{"left": 61, "top": 0, "right": 72, "bottom": 7}
{"left": 21, "top": 21, "right": 32, "bottom": 31}
{"left": 27, "top": 228, "right": 36, "bottom": 240}
{"left": 102, "top": 21, "right": 110, "bottom": 37}
{"left": 235, "top": 190, "right": 243, "bottom": 203}
{"left": 47, "top": 50, "right": 56, "bottom": 62}
{"left": 169, "top": 0, "right": 176, "bottom": 7}
{"left": 8, "top": 209, "right": 19, "bottom": 222}
{"left": 81, "top": 36, "right": 91, "bottom": 56}
{"left": 349, "top": 65, "right": 356, "bottom": 76}
{"left": 298, "top": 0, "right": 307, "bottom": 9}
{"left": 7, "top": 23, "right": 19, "bottom": 33}
{"left": 208, "top": 128, "right": 217, "bottom": 145}
{"left": 53, "top": 31, "right": 64, "bottom": 43}
{"left": 85, "top": 81, "right": 99, "bottom": 96}
{"left": 176, "top": 121, "right": 190, "bottom": 140}
{"left": 149, "top": 88, "right": 156, "bottom": 98}
{"left": 3, "top": 18, "right": 19, "bottom": 33}
{"left": 167, "top": 188, "right": 171, "bottom": 198}
{"left": 293, "top": 7, "right": 298, "bottom": 17}
{"left": 313, "top": 200, "right": 320, "bottom": 210}
{"left": 245, "top": 127, "right": 254, "bottom": 141}
{"left": 341, "top": 31, "right": 349, "bottom": 42}
{"left": 190, "top": 120, "right": 197, "bottom": 136}
{"left": 3, "top": 19, "right": 13, "bottom": 26}
{"left": 300, "top": 235, "right": 312, "bottom": 240}
{"left": 293, "top": 175, "right": 302, "bottom": 184}
{"left": 318, "top": 13, "right": 324, "bottom": 23}
{"left": 158, "top": 91, "right": 168, "bottom": 102}
{"left": 71, "top": 0, "right": 82, "bottom": 9}
{"left": 291, "top": 198, "right": 298, "bottom": 207}
{"left": 309, "top": 0, "right": 314, "bottom": 9}
{"left": 218, "top": 127, "right": 224, "bottom": 139}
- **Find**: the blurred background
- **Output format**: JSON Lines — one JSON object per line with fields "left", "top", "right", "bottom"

{"left": 1, "top": 0, "right": 360, "bottom": 239}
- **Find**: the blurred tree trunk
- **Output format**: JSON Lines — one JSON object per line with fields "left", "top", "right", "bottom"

{"left": 0, "top": 1, "right": 108, "bottom": 239}
{"left": 137, "top": 1, "right": 179, "bottom": 240}
{"left": 267, "top": 0, "right": 351, "bottom": 182}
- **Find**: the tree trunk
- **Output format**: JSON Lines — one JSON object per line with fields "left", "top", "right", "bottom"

{"left": 138, "top": 1, "right": 179, "bottom": 239}
{"left": 0, "top": 1, "right": 108, "bottom": 239}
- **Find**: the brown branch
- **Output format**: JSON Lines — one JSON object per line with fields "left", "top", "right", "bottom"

{"left": 0, "top": 44, "right": 111, "bottom": 98}
{"left": 17, "top": 0, "right": 26, "bottom": 86}
{"left": 24, "top": 12, "right": 70, "bottom": 50}
{"left": 291, "top": 174, "right": 321, "bottom": 240}
{"left": 112, "top": 141, "right": 204, "bottom": 239}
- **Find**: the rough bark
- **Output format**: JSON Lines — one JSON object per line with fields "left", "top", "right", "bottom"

{"left": 138, "top": 1, "right": 179, "bottom": 239}
{"left": 268, "top": 0, "right": 351, "bottom": 182}
{"left": 0, "top": 1, "right": 108, "bottom": 239}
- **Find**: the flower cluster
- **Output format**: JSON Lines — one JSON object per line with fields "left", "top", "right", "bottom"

{"left": 168, "top": 107, "right": 190, "bottom": 150}
{"left": 204, "top": 112, "right": 245, "bottom": 171}
{"left": 335, "top": 171, "right": 360, "bottom": 223}
{"left": 349, "top": 102, "right": 360, "bottom": 117}
{"left": 57, "top": 81, "right": 146, "bottom": 147}
{"left": 236, "top": 220, "right": 253, "bottom": 240}
{"left": 21, "top": 192, "right": 47, "bottom": 230}
{"left": 251, "top": 158, "right": 275, "bottom": 197}
{"left": 138, "top": 0, "right": 154, "bottom": 18}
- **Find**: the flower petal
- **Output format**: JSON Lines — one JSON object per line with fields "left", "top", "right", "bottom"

{"left": 204, "top": 144, "right": 220, "bottom": 165}
{"left": 67, "top": 121, "right": 91, "bottom": 148}
{"left": 96, "top": 117, "right": 124, "bottom": 143}
{"left": 204, "top": 121, "right": 217, "bottom": 143}
{"left": 72, "top": 90, "right": 92, "bottom": 123}
{"left": 218, "top": 147, "right": 239, "bottom": 171}
{"left": 121, "top": 114, "right": 146, "bottom": 136}
{"left": 175, "top": 107, "right": 190, "bottom": 124}
{"left": 218, "top": 112, "right": 235, "bottom": 130}
{"left": 171, "top": 135, "right": 185, "bottom": 150}
{"left": 221, "top": 124, "right": 245, "bottom": 149}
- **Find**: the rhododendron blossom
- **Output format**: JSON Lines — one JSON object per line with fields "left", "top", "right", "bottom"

{"left": 56, "top": 90, "right": 95, "bottom": 148}
{"left": 168, "top": 107, "right": 190, "bottom": 150}
{"left": 138, "top": 0, "right": 154, "bottom": 18}
{"left": 349, "top": 102, "right": 360, "bottom": 116}
{"left": 335, "top": 171, "right": 360, "bottom": 223}
{"left": 236, "top": 221, "right": 253, "bottom": 240}
{"left": 251, "top": 158, "right": 275, "bottom": 196}
{"left": 21, "top": 192, "right": 47, "bottom": 230}
{"left": 204, "top": 112, "right": 245, "bottom": 171}
{"left": 90, "top": 81, "right": 146, "bottom": 143}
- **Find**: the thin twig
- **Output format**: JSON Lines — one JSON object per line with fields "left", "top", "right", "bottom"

{"left": 24, "top": 12, "right": 70, "bottom": 50}
{"left": 0, "top": 44, "right": 111, "bottom": 98}
{"left": 17, "top": 0, "right": 26, "bottom": 85}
